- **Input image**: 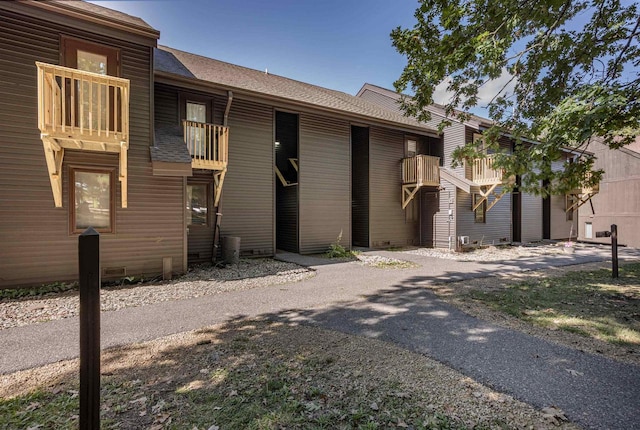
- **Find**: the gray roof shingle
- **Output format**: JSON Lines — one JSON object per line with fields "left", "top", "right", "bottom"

{"left": 152, "top": 125, "right": 192, "bottom": 164}
{"left": 154, "top": 46, "right": 438, "bottom": 135}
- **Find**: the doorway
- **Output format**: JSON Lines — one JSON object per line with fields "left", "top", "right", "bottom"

{"left": 542, "top": 179, "right": 551, "bottom": 240}
{"left": 275, "top": 111, "right": 299, "bottom": 252}
{"left": 186, "top": 176, "right": 214, "bottom": 263}
{"left": 351, "top": 126, "right": 369, "bottom": 247}
{"left": 420, "top": 190, "right": 438, "bottom": 247}
{"left": 512, "top": 175, "right": 522, "bottom": 242}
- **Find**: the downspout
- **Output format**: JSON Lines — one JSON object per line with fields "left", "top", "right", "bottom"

{"left": 223, "top": 91, "right": 233, "bottom": 127}
{"left": 212, "top": 91, "right": 234, "bottom": 262}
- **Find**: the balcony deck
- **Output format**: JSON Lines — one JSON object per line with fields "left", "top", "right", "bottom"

{"left": 183, "top": 120, "right": 229, "bottom": 171}
{"left": 401, "top": 154, "right": 440, "bottom": 209}
{"left": 36, "top": 62, "right": 130, "bottom": 207}
{"left": 471, "top": 155, "right": 503, "bottom": 185}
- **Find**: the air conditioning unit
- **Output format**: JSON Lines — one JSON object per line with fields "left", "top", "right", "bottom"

{"left": 458, "top": 236, "right": 470, "bottom": 245}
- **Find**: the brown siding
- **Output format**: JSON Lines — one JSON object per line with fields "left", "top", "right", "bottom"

{"left": 456, "top": 128, "right": 512, "bottom": 245}
{"left": 0, "top": 7, "right": 185, "bottom": 287}
{"left": 369, "top": 127, "right": 419, "bottom": 247}
{"left": 298, "top": 114, "right": 351, "bottom": 254}
{"left": 578, "top": 142, "right": 640, "bottom": 247}
{"left": 155, "top": 83, "right": 179, "bottom": 125}
{"left": 221, "top": 99, "right": 274, "bottom": 255}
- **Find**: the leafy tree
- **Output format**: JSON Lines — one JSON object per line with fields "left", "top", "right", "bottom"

{"left": 391, "top": 0, "right": 639, "bottom": 195}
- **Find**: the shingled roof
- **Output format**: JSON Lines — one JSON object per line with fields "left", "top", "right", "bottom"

{"left": 25, "top": 0, "right": 159, "bottom": 39}
{"left": 154, "top": 46, "right": 438, "bottom": 136}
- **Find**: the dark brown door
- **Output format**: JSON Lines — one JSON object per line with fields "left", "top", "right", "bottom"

{"left": 187, "top": 177, "right": 214, "bottom": 263}
{"left": 420, "top": 190, "right": 438, "bottom": 247}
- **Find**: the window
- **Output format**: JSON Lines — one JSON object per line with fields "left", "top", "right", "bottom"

{"left": 406, "top": 138, "right": 417, "bottom": 157}
{"left": 61, "top": 37, "right": 120, "bottom": 132}
{"left": 472, "top": 194, "right": 486, "bottom": 223}
{"left": 187, "top": 184, "right": 209, "bottom": 226}
{"left": 186, "top": 101, "right": 208, "bottom": 158}
{"left": 70, "top": 168, "right": 115, "bottom": 233}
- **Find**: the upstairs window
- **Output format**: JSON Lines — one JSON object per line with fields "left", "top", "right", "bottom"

{"left": 61, "top": 37, "right": 120, "bottom": 132}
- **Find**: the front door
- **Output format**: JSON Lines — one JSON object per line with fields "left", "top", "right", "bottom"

{"left": 187, "top": 177, "right": 214, "bottom": 263}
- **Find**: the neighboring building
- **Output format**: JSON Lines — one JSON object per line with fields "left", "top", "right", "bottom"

{"left": 356, "top": 83, "right": 578, "bottom": 247}
{"left": 578, "top": 138, "right": 640, "bottom": 248}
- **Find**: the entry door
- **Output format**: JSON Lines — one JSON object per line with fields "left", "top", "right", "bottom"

{"left": 187, "top": 178, "right": 214, "bottom": 263}
{"left": 420, "top": 191, "right": 438, "bottom": 247}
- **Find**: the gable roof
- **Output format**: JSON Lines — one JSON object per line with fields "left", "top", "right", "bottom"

{"left": 154, "top": 46, "right": 438, "bottom": 136}
{"left": 24, "top": 0, "right": 159, "bottom": 39}
{"left": 357, "top": 83, "right": 492, "bottom": 129}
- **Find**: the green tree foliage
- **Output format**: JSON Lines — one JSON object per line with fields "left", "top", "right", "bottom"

{"left": 392, "top": 0, "right": 639, "bottom": 195}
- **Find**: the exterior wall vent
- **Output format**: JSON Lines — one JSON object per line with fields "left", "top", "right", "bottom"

{"left": 103, "top": 267, "right": 126, "bottom": 277}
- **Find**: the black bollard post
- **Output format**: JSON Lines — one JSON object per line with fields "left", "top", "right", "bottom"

{"left": 611, "top": 224, "right": 618, "bottom": 279}
{"left": 79, "top": 227, "right": 100, "bottom": 430}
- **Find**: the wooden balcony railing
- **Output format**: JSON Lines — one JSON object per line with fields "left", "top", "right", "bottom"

{"left": 402, "top": 155, "right": 440, "bottom": 187}
{"left": 183, "top": 120, "right": 229, "bottom": 170}
{"left": 36, "top": 62, "right": 130, "bottom": 208}
{"left": 36, "top": 62, "right": 129, "bottom": 147}
{"left": 472, "top": 155, "right": 503, "bottom": 185}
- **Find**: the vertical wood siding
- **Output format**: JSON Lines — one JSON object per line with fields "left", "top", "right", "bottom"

{"left": 221, "top": 99, "right": 274, "bottom": 255}
{"left": 0, "top": 8, "right": 185, "bottom": 287}
{"left": 369, "top": 127, "right": 419, "bottom": 247}
{"left": 298, "top": 114, "right": 351, "bottom": 254}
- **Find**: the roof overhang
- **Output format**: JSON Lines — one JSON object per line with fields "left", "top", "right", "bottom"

{"left": 155, "top": 71, "right": 440, "bottom": 138}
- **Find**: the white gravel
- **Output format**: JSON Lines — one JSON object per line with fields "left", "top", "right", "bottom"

{"left": 403, "top": 243, "right": 573, "bottom": 261}
{"left": 0, "top": 259, "right": 313, "bottom": 330}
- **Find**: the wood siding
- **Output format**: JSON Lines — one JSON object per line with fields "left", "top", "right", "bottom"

{"left": 456, "top": 128, "right": 511, "bottom": 245}
{"left": 221, "top": 99, "right": 274, "bottom": 255}
{"left": 298, "top": 114, "right": 351, "bottom": 254}
{"left": 0, "top": 7, "right": 187, "bottom": 287}
{"left": 520, "top": 189, "right": 543, "bottom": 243}
{"left": 578, "top": 142, "right": 640, "bottom": 247}
{"left": 369, "top": 127, "right": 419, "bottom": 247}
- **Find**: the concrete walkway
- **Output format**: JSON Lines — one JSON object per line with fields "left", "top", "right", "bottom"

{"left": 1, "top": 245, "right": 639, "bottom": 429}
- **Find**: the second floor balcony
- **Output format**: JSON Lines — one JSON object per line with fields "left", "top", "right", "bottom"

{"left": 37, "top": 62, "right": 130, "bottom": 149}
{"left": 183, "top": 120, "right": 229, "bottom": 171}
{"left": 402, "top": 154, "right": 440, "bottom": 187}
{"left": 471, "top": 155, "right": 503, "bottom": 186}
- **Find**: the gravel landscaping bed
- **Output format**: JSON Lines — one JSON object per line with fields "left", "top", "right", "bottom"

{"left": 0, "top": 259, "right": 313, "bottom": 330}
{"left": 404, "top": 242, "right": 573, "bottom": 261}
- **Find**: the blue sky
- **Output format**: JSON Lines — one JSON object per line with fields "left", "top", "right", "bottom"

{"left": 91, "top": 0, "right": 421, "bottom": 96}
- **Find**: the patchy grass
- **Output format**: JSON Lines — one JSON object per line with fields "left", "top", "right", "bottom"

{"left": 469, "top": 263, "right": 640, "bottom": 346}
{"left": 0, "top": 320, "right": 574, "bottom": 430}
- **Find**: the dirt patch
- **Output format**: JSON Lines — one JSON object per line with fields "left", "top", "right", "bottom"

{"left": 0, "top": 319, "right": 577, "bottom": 429}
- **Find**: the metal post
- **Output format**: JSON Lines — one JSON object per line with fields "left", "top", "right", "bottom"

{"left": 611, "top": 224, "right": 618, "bottom": 279}
{"left": 79, "top": 227, "right": 100, "bottom": 430}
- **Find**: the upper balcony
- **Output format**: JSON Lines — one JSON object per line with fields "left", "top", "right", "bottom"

{"left": 471, "top": 155, "right": 503, "bottom": 186}
{"left": 37, "top": 62, "right": 129, "bottom": 150}
{"left": 183, "top": 120, "right": 228, "bottom": 171}
{"left": 401, "top": 154, "right": 440, "bottom": 209}
{"left": 36, "top": 62, "right": 130, "bottom": 208}
{"left": 402, "top": 154, "right": 440, "bottom": 187}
